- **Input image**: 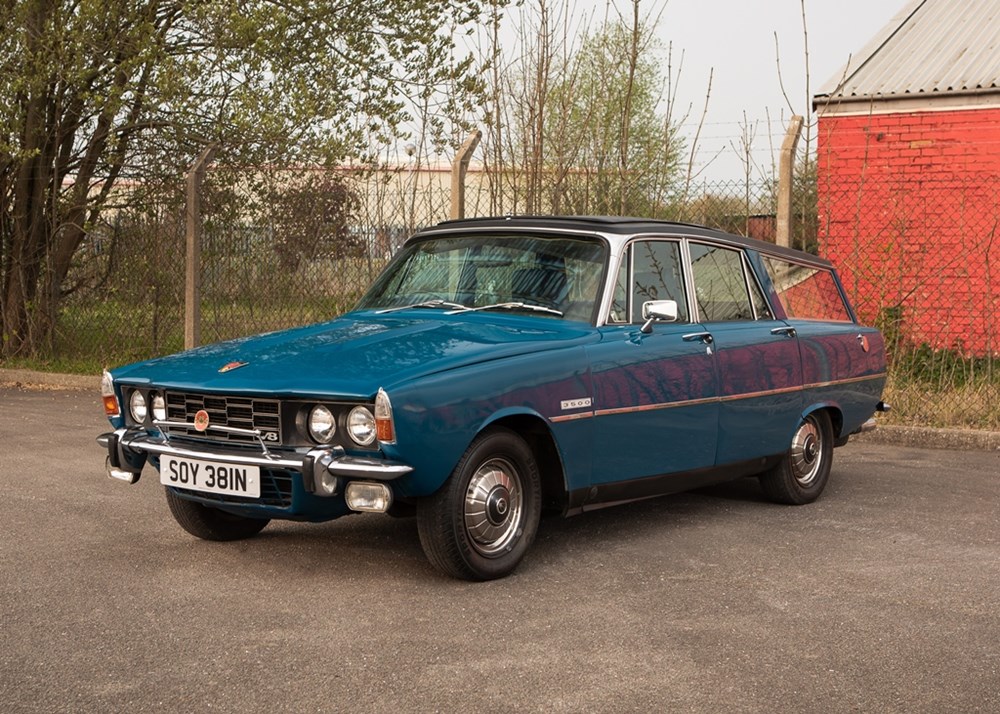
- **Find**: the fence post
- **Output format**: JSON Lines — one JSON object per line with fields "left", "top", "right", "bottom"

{"left": 776, "top": 115, "right": 804, "bottom": 249}
{"left": 450, "top": 130, "right": 482, "bottom": 220}
{"left": 184, "top": 144, "right": 217, "bottom": 350}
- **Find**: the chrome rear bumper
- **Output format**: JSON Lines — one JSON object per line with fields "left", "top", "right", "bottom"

{"left": 854, "top": 417, "right": 878, "bottom": 434}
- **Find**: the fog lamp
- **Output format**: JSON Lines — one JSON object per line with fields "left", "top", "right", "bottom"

{"left": 107, "top": 457, "right": 140, "bottom": 484}
{"left": 345, "top": 482, "right": 392, "bottom": 513}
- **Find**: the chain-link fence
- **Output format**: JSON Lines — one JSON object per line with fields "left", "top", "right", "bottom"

{"left": 819, "top": 172, "right": 999, "bottom": 430}
{"left": 52, "top": 165, "right": 998, "bottom": 430}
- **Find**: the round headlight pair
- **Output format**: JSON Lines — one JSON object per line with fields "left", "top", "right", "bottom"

{"left": 128, "top": 391, "right": 166, "bottom": 424}
{"left": 307, "top": 404, "right": 376, "bottom": 446}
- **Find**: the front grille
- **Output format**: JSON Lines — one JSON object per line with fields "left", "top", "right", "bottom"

{"left": 164, "top": 391, "right": 282, "bottom": 445}
{"left": 173, "top": 468, "right": 293, "bottom": 508}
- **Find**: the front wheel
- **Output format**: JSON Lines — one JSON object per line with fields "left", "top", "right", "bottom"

{"left": 417, "top": 427, "right": 542, "bottom": 581}
{"left": 165, "top": 488, "right": 270, "bottom": 541}
{"left": 759, "top": 411, "right": 834, "bottom": 505}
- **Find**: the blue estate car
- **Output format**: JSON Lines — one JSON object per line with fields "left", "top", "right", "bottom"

{"left": 98, "top": 217, "right": 888, "bottom": 580}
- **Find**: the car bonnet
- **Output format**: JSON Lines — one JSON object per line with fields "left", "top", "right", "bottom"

{"left": 110, "top": 311, "right": 597, "bottom": 399}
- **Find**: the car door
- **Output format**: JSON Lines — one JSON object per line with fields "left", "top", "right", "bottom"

{"left": 587, "top": 239, "right": 719, "bottom": 489}
{"left": 760, "top": 255, "right": 886, "bottom": 434}
{"left": 687, "top": 242, "right": 804, "bottom": 466}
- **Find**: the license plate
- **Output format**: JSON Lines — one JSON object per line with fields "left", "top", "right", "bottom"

{"left": 160, "top": 455, "right": 261, "bottom": 499}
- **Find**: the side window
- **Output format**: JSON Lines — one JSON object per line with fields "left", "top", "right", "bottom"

{"left": 762, "top": 257, "right": 852, "bottom": 321}
{"left": 689, "top": 243, "right": 756, "bottom": 322}
{"left": 609, "top": 241, "right": 689, "bottom": 324}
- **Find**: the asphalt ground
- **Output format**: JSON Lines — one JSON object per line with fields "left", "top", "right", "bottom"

{"left": 1, "top": 384, "right": 998, "bottom": 713}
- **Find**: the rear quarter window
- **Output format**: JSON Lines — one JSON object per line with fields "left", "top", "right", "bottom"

{"left": 762, "top": 257, "right": 852, "bottom": 322}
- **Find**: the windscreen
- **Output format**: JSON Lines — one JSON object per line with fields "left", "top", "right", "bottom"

{"left": 357, "top": 233, "right": 608, "bottom": 322}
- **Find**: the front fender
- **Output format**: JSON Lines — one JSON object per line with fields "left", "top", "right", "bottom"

{"left": 379, "top": 346, "right": 594, "bottom": 498}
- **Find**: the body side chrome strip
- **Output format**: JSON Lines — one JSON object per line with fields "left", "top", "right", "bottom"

{"left": 548, "top": 373, "right": 888, "bottom": 422}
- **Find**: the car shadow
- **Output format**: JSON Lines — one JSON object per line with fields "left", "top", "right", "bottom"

{"left": 183, "top": 475, "right": 778, "bottom": 583}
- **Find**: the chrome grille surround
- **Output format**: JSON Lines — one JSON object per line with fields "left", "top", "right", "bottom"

{"left": 164, "top": 391, "right": 282, "bottom": 445}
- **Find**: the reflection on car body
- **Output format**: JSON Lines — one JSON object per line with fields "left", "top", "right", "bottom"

{"left": 98, "top": 217, "right": 887, "bottom": 580}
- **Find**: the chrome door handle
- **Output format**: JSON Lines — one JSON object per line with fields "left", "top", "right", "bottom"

{"left": 682, "top": 332, "right": 714, "bottom": 344}
{"left": 770, "top": 326, "right": 797, "bottom": 338}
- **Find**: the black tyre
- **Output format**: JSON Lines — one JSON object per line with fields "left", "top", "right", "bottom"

{"left": 165, "top": 488, "right": 270, "bottom": 541}
{"left": 417, "top": 427, "right": 542, "bottom": 581}
{"left": 759, "top": 410, "right": 834, "bottom": 505}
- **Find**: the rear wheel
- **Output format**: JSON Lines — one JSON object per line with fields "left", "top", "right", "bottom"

{"left": 165, "top": 488, "right": 270, "bottom": 541}
{"left": 417, "top": 427, "right": 541, "bottom": 581}
{"left": 759, "top": 411, "right": 834, "bottom": 505}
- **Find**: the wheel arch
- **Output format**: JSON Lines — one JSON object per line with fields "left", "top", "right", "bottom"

{"left": 482, "top": 412, "right": 568, "bottom": 513}
{"left": 802, "top": 401, "right": 844, "bottom": 439}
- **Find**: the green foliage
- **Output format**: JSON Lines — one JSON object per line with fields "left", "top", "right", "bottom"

{"left": 265, "top": 173, "right": 361, "bottom": 270}
{"left": 545, "top": 22, "right": 684, "bottom": 216}
{"left": 486, "top": 7, "right": 685, "bottom": 217}
{"left": 891, "top": 343, "right": 997, "bottom": 388}
{"left": 0, "top": 0, "right": 490, "bottom": 358}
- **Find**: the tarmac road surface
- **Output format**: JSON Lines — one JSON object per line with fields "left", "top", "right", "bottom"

{"left": 2, "top": 385, "right": 998, "bottom": 713}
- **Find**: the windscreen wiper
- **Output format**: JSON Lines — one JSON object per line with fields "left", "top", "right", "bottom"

{"left": 446, "top": 302, "right": 563, "bottom": 317}
{"left": 375, "top": 299, "right": 468, "bottom": 314}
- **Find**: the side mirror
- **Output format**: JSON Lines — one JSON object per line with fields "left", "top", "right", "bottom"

{"left": 640, "top": 300, "right": 679, "bottom": 333}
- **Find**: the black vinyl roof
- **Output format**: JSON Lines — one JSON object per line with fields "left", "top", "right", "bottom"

{"left": 424, "top": 216, "right": 833, "bottom": 267}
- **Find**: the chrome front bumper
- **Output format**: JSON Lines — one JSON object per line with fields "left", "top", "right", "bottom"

{"left": 97, "top": 427, "right": 413, "bottom": 493}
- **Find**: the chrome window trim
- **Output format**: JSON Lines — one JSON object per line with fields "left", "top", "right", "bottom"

{"left": 741, "top": 251, "right": 772, "bottom": 321}
{"left": 410, "top": 224, "right": 840, "bottom": 328}
{"left": 388, "top": 224, "right": 615, "bottom": 327}
{"left": 600, "top": 235, "right": 693, "bottom": 327}
{"left": 679, "top": 238, "right": 698, "bottom": 324}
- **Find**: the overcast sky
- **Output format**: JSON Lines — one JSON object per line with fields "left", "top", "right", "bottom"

{"left": 484, "top": 0, "right": 908, "bottom": 181}
{"left": 644, "top": 0, "right": 906, "bottom": 179}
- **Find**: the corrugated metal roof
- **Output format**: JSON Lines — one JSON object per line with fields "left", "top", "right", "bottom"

{"left": 815, "top": 0, "right": 1000, "bottom": 103}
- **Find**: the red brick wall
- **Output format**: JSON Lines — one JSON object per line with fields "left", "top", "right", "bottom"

{"left": 816, "top": 106, "right": 1000, "bottom": 356}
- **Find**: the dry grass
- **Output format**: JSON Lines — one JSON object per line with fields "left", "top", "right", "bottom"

{"left": 882, "top": 377, "right": 1000, "bottom": 431}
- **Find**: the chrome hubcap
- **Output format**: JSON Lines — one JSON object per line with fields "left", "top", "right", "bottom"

{"left": 790, "top": 417, "right": 823, "bottom": 487}
{"left": 464, "top": 457, "right": 523, "bottom": 557}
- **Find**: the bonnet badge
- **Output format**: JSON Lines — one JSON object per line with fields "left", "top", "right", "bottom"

{"left": 219, "top": 361, "right": 249, "bottom": 373}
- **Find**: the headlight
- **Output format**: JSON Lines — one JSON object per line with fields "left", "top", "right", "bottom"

{"left": 150, "top": 392, "right": 167, "bottom": 422}
{"left": 308, "top": 405, "right": 337, "bottom": 443}
{"left": 129, "top": 390, "right": 147, "bottom": 423}
{"left": 347, "top": 406, "right": 376, "bottom": 446}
